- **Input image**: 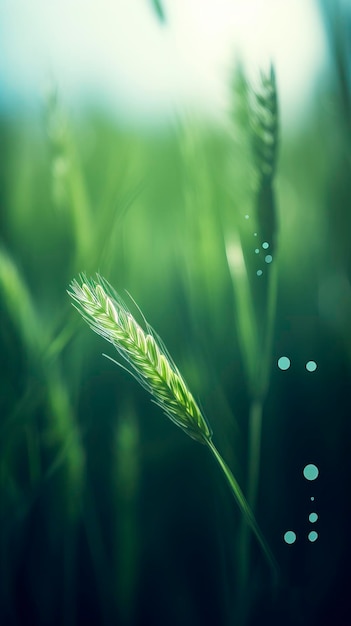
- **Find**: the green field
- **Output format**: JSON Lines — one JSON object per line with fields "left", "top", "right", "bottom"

{"left": 1, "top": 6, "right": 351, "bottom": 624}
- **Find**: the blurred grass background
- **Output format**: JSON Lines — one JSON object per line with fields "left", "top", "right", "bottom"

{"left": 1, "top": 2, "right": 351, "bottom": 625}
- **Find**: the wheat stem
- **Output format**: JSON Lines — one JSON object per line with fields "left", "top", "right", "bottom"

{"left": 206, "top": 438, "right": 278, "bottom": 579}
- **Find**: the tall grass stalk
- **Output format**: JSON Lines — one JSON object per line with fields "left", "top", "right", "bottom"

{"left": 0, "top": 246, "right": 85, "bottom": 519}
{"left": 68, "top": 274, "right": 278, "bottom": 576}
{"left": 44, "top": 84, "right": 93, "bottom": 268}
{"left": 227, "top": 66, "right": 279, "bottom": 590}
{"left": 114, "top": 403, "right": 140, "bottom": 626}
{"left": 247, "top": 257, "right": 278, "bottom": 505}
{"left": 246, "top": 66, "right": 279, "bottom": 514}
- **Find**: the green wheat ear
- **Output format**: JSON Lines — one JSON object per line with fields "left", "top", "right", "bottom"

{"left": 68, "top": 274, "right": 278, "bottom": 577}
{"left": 68, "top": 274, "right": 212, "bottom": 444}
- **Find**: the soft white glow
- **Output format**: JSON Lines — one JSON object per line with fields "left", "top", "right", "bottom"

{"left": 225, "top": 239, "right": 246, "bottom": 275}
{"left": 0, "top": 0, "right": 328, "bottom": 125}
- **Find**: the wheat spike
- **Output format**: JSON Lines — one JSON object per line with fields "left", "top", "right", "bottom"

{"left": 251, "top": 65, "right": 279, "bottom": 253}
{"left": 68, "top": 275, "right": 212, "bottom": 444}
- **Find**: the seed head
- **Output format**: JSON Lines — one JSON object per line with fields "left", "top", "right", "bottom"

{"left": 68, "top": 275, "right": 212, "bottom": 444}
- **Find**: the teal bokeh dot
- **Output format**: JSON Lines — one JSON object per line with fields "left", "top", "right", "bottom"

{"left": 284, "top": 531, "right": 297, "bottom": 544}
{"left": 309, "top": 512, "right": 318, "bottom": 523}
{"left": 265, "top": 254, "right": 273, "bottom": 263}
{"left": 257, "top": 270, "right": 263, "bottom": 276}
{"left": 262, "top": 242, "right": 269, "bottom": 249}
{"left": 303, "top": 464, "right": 319, "bottom": 481}
{"left": 306, "top": 360, "right": 317, "bottom": 372}
{"left": 308, "top": 531, "right": 318, "bottom": 542}
{"left": 278, "top": 356, "right": 291, "bottom": 370}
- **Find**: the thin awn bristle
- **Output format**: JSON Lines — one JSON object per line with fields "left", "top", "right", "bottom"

{"left": 68, "top": 275, "right": 212, "bottom": 444}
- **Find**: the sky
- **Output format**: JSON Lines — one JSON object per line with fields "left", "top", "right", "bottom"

{"left": 0, "top": 0, "right": 328, "bottom": 126}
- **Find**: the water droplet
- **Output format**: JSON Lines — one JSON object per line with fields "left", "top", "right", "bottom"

{"left": 245, "top": 214, "right": 249, "bottom": 219}
{"left": 265, "top": 254, "right": 273, "bottom": 264}
{"left": 309, "top": 512, "right": 318, "bottom": 523}
{"left": 278, "top": 356, "right": 291, "bottom": 370}
{"left": 303, "top": 464, "right": 319, "bottom": 481}
{"left": 308, "top": 531, "right": 318, "bottom": 542}
{"left": 311, "top": 496, "right": 315, "bottom": 501}
{"left": 262, "top": 242, "right": 269, "bottom": 249}
{"left": 255, "top": 248, "right": 260, "bottom": 254}
{"left": 257, "top": 270, "right": 263, "bottom": 276}
{"left": 284, "top": 531, "right": 297, "bottom": 544}
{"left": 306, "top": 360, "right": 317, "bottom": 372}
{"left": 254, "top": 232, "right": 257, "bottom": 237}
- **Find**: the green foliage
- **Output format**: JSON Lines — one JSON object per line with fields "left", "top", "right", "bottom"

{"left": 1, "top": 24, "right": 351, "bottom": 622}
